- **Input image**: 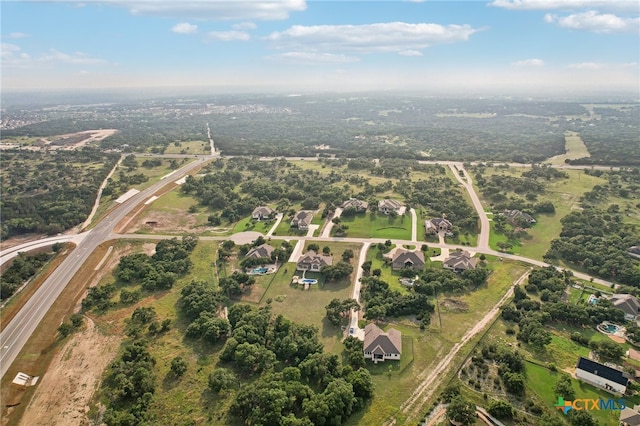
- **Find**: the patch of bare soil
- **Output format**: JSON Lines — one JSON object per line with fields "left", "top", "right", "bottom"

{"left": 18, "top": 317, "right": 119, "bottom": 426}
{"left": 128, "top": 210, "right": 227, "bottom": 235}
{"left": 19, "top": 241, "right": 155, "bottom": 425}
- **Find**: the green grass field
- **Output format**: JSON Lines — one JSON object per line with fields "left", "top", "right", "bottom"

{"left": 525, "top": 361, "right": 628, "bottom": 426}
{"left": 163, "top": 140, "right": 209, "bottom": 155}
{"left": 545, "top": 131, "right": 592, "bottom": 165}
{"left": 477, "top": 167, "right": 606, "bottom": 260}
{"left": 338, "top": 212, "right": 412, "bottom": 239}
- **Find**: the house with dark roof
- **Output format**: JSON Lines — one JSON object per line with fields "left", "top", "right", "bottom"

{"left": 341, "top": 198, "right": 369, "bottom": 212}
{"left": 502, "top": 209, "right": 536, "bottom": 226}
{"left": 443, "top": 250, "right": 478, "bottom": 273}
{"left": 610, "top": 294, "right": 640, "bottom": 321}
{"left": 391, "top": 249, "right": 425, "bottom": 271}
{"left": 296, "top": 251, "right": 333, "bottom": 272}
{"left": 620, "top": 404, "right": 640, "bottom": 426}
{"left": 245, "top": 244, "right": 274, "bottom": 259}
{"left": 425, "top": 217, "right": 453, "bottom": 235}
{"left": 363, "top": 323, "right": 402, "bottom": 363}
{"left": 575, "top": 357, "right": 628, "bottom": 394}
{"left": 378, "top": 199, "right": 403, "bottom": 215}
{"left": 629, "top": 246, "right": 640, "bottom": 260}
{"left": 291, "top": 211, "right": 313, "bottom": 230}
{"left": 252, "top": 206, "right": 274, "bottom": 220}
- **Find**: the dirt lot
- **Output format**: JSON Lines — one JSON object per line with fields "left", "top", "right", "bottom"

{"left": 127, "top": 209, "right": 229, "bottom": 235}
{"left": 11, "top": 242, "right": 155, "bottom": 426}
{"left": 17, "top": 318, "right": 119, "bottom": 426}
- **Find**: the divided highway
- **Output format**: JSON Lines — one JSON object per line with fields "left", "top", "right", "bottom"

{"left": 0, "top": 157, "right": 209, "bottom": 379}
{"left": 0, "top": 157, "right": 617, "bottom": 383}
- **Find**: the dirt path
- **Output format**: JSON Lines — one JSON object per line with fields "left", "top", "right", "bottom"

{"left": 384, "top": 270, "right": 531, "bottom": 425}
{"left": 80, "top": 155, "right": 123, "bottom": 231}
{"left": 18, "top": 317, "right": 119, "bottom": 426}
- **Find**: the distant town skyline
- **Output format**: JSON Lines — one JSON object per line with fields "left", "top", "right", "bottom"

{"left": 2, "top": 0, "right": 639, "bottom": 96}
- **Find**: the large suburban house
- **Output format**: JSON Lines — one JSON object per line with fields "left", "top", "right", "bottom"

{"left": 575, "top": 357, "right": 628, "bottom": 394}
{"left": 502, "top": 209, "right": 536, "bottom": 226}
{"left": 378, "top": 199, "right": 403, "bottom": 215}
{"left": 363, "top": 323, "right": 402, "bottom": 363}
{"left": 443, "top": 250, "right": 478, "bottom": 273}
{"left": 620, "top": 404, "right": 640, "bottom": 426}
{"left": 610, "top": 294, "right": 640, "bottom": 321}
{"left": 391, "top": 248, "right": 425, "bottom": 271}
{"left": 252, "top": 206, "right": 274, "bottom": 220}
{"left": 425, "top": 217, "right": 453, "bottom": 235}
{"left": 245, "top": 243, "right": 274, "bottom": 259}
{"left": 341, "top": 198, "right": 369, "bottom": 213}
{"left": 296, "top": 251, "right": 333, "bottom": 272}
{"left": 291, "top": 211, "right": 313, "bottom": 230}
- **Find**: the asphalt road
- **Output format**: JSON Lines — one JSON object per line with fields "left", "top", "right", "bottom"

{"left": 0, "top": 157, "right": 619, "bottom": 380}
{"left": 0, "top": 157, "right": 209, "bottom": 379}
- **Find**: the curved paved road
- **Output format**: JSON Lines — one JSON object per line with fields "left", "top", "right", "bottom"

{"left": 0, "top": 157, "right": 619, "bottom": 383}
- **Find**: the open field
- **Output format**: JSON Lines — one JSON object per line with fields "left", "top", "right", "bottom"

{"left": 545, "top": 131, "right": 591, "bottom": 165}
{"left": 163, "top": 140, "right": 209, "bottom": 155}
{"left": 337, "top": 212, "right": 412, "bottom": 240}
{"left": 351, "top": 259, "right": 530, "bottom": 425}
{"left": 477, "top": 167, "right": 606, "bottom": 260}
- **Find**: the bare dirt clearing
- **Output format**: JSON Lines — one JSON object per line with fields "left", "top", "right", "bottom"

{"left": 16, "top": 242, "right": 154, "bottom": 426}
{"left": 128, "top": 210, "right": 227, "bottom": 235}
{"left": 17, "top": 318, "right": 119, "bottom": 426}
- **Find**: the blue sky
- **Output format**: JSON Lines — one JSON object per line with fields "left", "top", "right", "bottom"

{"left": 1, "top": 0, "right": 638, "bottom": 95}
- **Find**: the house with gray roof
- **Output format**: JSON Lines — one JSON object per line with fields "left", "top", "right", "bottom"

{"left": 291, "top": 211, "right": 313, "bottom": 230}
{"left": 443, "top": 250, "right": 478, "bottom": 273}
{"left": 341, "top": 198, "right": 369, "bottom": 212}
{"left": 425, "top": 217, "right": 453, "bottom": 234}
{"left": 620, "top": 404, "right": 640, "bottom": 426}
{"left": 245, "top": 244, "right": 274, "bottom": 260}
{"left": 502, "top": 209, "right": 536, "bottom": 226}
{"left": 296, "top": 251, "right": 333, "bottom": 272}
{"left": 363, "top": 323, "right": 402, "bottom": 363}
{"left": 252, "top": 206, "right": 274, "bottom": 220}
{"left": 610, "top": 294, "right": 640, "bottom": 321}
{"left": 391, "top": 249, "right": 425, "bottom": 271}
{"left": 378, "top": 199, "right": 403, "bottom": 215}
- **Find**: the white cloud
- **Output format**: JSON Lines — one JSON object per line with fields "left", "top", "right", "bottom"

{"left": 8, "top": 32, "right": 30, "bottom": 39}
{"left": 545, "top": 11, "right": 639, "bottom": 33}
{"left": 398, "top": 50, "right": 423, "bottom": 56}
{"left": 232, "top": 22, "right": 257, "bottom": 30}
{"left": 512, "top": 58, "right": 545, "bottom": 67}
{"left": 490, "top": 0, "right": 639, "bottom": 12}
{"left": 206, "top": 30, "right": 250, "bottom": 41}
{"left": 265, "top": 22, "right": 480, "bottom": 53}
{"left": 172, "top": 22, "right": 198, "bottom": 34}
{"left": 267, "top": 51, "right": 360, "bottom": 64}
{"left": 2, "top": 45, "right": 107, "bottom": 68}
{"left": 41, "top": 49, "right": 108, "bottom": 65}
{"left": 108, "top": 0, "right": 306, "bottom": 21}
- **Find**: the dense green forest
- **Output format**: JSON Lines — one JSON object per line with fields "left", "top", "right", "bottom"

{"left": 0, "top": 250, "right": 55, "bottom": 301}
{"left": 0, "top": 149, "right": 119, "bottom": 238}
{"left": 4, "top": 95, "right": 637, "bottom": 163}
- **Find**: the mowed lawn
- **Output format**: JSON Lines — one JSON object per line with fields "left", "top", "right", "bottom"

{"left": 258, "top": 241, "right": 363, "bottom": 353}
{"left": 525, "top": 361, "right": 629, "bottom": 426}
{"left": 338, "top": 212, "right": 412, "bottom": 239}
{"left": 163, "top": 140, "right": 209, "bottom": 155}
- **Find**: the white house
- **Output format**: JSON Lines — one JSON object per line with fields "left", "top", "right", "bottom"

{"left": 363, "top": 323, "right": 402, "bottom": 363}
{"left": 575, "top": 357, "right": 628, "bottom": 394}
